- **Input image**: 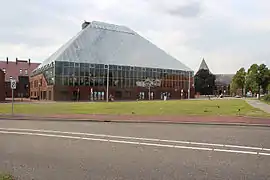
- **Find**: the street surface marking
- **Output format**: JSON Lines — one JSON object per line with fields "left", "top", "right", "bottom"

{"left": 213, "top": 149, "right": 258, "bottom": 155}
{"left": 259, "top": 153, "right": 270, "bottom": 156}
{"left": 0, "top": 128, "right": 268, "bottom": 152}
{"left": 0, "top": 130, "right": 269, "bottom": 157}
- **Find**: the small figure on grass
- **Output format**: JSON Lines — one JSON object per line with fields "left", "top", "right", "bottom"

{"left": 109, "top": 94, "right": 114, "bottom": 102}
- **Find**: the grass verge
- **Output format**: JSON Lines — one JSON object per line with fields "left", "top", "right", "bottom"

{"left": 0, "top": 173, "right": 14, "bottom": 180}
{"left": 0, "top": 99, "right": 269, "bottom": 117}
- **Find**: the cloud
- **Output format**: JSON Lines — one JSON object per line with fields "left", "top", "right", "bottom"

{"left": 166, "top": 1, "right": 202, "bottom": 18}
{"left": 0, "top": 0, "right": 270, "bottom": 74}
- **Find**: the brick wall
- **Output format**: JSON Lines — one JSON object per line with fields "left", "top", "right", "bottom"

{"left": 30, "top": 74, "right": 195, "bottom": 101}
{"left": 0, "top": 70, "right": 5, "bottom": 101}
{"left": 30, "top": 74, "right": 54, "bottom": 100}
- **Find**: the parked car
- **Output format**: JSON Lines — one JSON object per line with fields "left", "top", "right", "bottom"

{"left": 246, "top": 92, "right": 252, "bottom": 97}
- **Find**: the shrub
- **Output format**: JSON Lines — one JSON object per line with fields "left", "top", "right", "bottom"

{"left": 263, "top": 94, "right": 270, "bottom": 102}
{"left": 0, "top": 173, "right": 14, "bottom": 180}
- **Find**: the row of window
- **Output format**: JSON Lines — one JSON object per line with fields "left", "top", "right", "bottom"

{"left": 55, "top": 61, "right": 193, "bottom": 76}
{"left": 55, "top": 68, "right": 190, "bottom": 80}
{"left": 1, "top": 68, "right": 28, "bottom": 75}
{"left": 30, "top": 79, "right": 42, "bottom": 89}
{"left": 30, "top": 91, "right": 52, "bottom": 100}
{"left": 34, "top": 62, "right": 193, "bottom": 89}
{"left": 54, "top": 76, "right": 190, "bottom": 89}
{"left": 19, "top": 69, "right": 28, "bottom": 75}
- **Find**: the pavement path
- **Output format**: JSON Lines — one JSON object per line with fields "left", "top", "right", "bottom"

{"left": 1, "top": 120, "right": 270, "bottom": 179}
{"left": 1, "top": 113, "right": 270, "bottom": 126}
{"left": 246, "top": 100, "right": 270, "bottom": 113}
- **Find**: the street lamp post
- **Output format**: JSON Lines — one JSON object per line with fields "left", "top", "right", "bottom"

{"left": 148, "top": 86, "right": 151, "bottom": 101}
{"left": 38, "top": 82, "right": 41, "bottom": 100}
{"left": 243, "top": 75, "right": 247, "bottom": 98}
{"left": 143, "top": 78, "right": 154, "bottom": 100}
{"left": 106, "top": 65, "right": 109, "bottom": 102}
{"left": 257, "top": 70, "right": 260, "bottom": 99}
{"left": 188, "top": 71, "right": 191, "bottom": 99}
{"left": 105, "top": 40, "right": 124, "bottom": 102}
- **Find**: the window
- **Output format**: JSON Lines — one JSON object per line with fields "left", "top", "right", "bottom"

{"left": 25, "top": 70, "right": 28, "bottom": 75}
{"left": 19, "top": 69, "right": 22, "bottom": 74}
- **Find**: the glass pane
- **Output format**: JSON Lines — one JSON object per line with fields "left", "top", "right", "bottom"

{"left": 80, "top": 77, "right": 84, "bottom": 85}
{"left": 63, "top": 62, "right": 69, "bottom": 67}
{"left": 55, "top": 66, "right": 62, "bottom": 75}
{"left": 64, "top": 67, "right": 69, "bottom": 75}
{"left": 64, "top": 77, "right": 69, "bottom": 85}
{"left": 69, "top": 77, "right": 73, "bottom": 86}
{"left": 85, "top": 77, "right": 89, "bottom": 86}
{"left": 80, "top": 67, "right": 85, "bottom": 76}
{"left": 74, "top": 77, "right": 79, "bottom": 86}
{"left": 68, "top": 67, "right": 74, "bottom": 76}
{"left": 74, "top": 67, "right": 79, "bottom": 76}
{"left": 85, "top": 68, "right": 89, "bottom": 76}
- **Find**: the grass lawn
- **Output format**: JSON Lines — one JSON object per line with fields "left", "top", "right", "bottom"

{"left": 0, "top": 173, "right": 14, "bottom": 180}
{"left": 0, "top": 99, "right": 269, "bottom": 117}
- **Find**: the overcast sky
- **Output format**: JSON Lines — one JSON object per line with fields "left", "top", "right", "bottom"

{"left": 0, "top": 0, "right": 270, "bottom": 74}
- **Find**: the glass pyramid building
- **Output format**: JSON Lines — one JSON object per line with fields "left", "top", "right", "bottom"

{"left": 31, "top": 21, "right": 194, "bottom": 101}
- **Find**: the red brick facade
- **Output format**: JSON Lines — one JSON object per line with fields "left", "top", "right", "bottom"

{"left": 30, "top": 75, "right": 195, "bottom": 101}
{"left": 0, "top": 70, "right": 5, "bottom": 101}
{"left": 30, "top": 74, "right": 54, "bottom": 100}
{"left": 0, "top": 58, "right": 40, "bottom": 98}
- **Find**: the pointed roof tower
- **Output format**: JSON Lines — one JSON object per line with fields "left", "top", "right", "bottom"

{"left": 198, "top": 58, "right": 210, "bottom": 71}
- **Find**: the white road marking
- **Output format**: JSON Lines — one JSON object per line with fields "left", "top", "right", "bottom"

{"left": 223, "top": 145, "right": 263, "bottom": 150}
{"left": 0, "top": 130, "right": 269, "bottom": 157}
{"left": 213, "top": 149, "right": 258, "bottom": 155}
{"left": 259, "top": 153, "right": 270, "bottom": 156}
{"left": 0, "top": 128, "right": 268, "bottom": 152}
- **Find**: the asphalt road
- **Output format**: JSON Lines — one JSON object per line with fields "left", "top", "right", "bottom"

{"left": 1, "top": 120, "right": 270, "bottom": 180}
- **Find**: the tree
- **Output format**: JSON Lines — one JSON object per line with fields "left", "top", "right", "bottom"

{"left": 267, "top": 83, "right": 270, "bottom": 94}
{"left": 246, "top": 64, "right": 270, "bottom": 98}
{"left": 257, "top": 64, "right": 270, "bottom": 95}
{"left": 229, "top": 80, "right": 238, "bottom": 96}
{"left": 246, "top": 64, "right": 259, "bottom": 95}
{"left": 195, "top": 69, "right": 216, "bottom": 95}
{"left": 232, "top": 67, "right": 246, "bottom": 96}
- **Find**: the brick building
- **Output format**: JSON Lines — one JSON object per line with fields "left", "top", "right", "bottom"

{"left": 196, "top": 59, "right": 234, "bottom": 96}
{"left": 30, "top": 21, "right": 195, "bottom": 101}
{"left": 0, "top": 69, "right": 5, "bottom": 101}
{"left": 0, "top": 58, "right": 40, "bottom": 98}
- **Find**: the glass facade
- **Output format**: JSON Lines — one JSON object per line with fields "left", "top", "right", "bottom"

{"left": 30, "top": 21, "right": 195, "bottom": 101}
{"left": 50, "top": 61, "right": 193, "bottom": 90}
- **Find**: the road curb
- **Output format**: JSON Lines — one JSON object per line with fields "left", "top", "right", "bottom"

{"left": 1, "top": 116, "right": 270, "bottom": 128}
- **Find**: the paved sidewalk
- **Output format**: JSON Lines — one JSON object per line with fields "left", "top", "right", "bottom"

{"left": 0, "top": 113, "right": 270, "bottom": 126}
{"left": 246, "top": 100, "right": 270, "bottom": 113}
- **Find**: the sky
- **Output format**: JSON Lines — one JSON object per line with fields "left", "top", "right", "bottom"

{"left": 0, "top": 0, "right": 270, "bottom": 74}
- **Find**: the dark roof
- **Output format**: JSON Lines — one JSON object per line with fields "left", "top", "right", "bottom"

{"left": 0, "top": 60, "right": 40, "bottom": 82}
{"left": 198, "top": 58, "right": 210, "bottom": 72}
{"left": 215, "top": 74, "right": 234, "bottom": 85}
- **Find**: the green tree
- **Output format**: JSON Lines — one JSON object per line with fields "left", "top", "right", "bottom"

{"left": 195, "top": 69, "right": 216, "bottom": 95}
{"left": 246, "top": 64, "right": 270, "bottom": 98}
{"left": 246, "top": 64, "right": 259, "bottom": 94}
{"left": 267, "top": 83, "right": 270, "bottom": 93}
{"left": 232, "top": 67, "right": 246, "bottom": 95}
{"left": 257, "top": 64, "right": 270, "bottom": 94}
{"left": 229, "top": 80, "right": 238, "bottom": 95}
